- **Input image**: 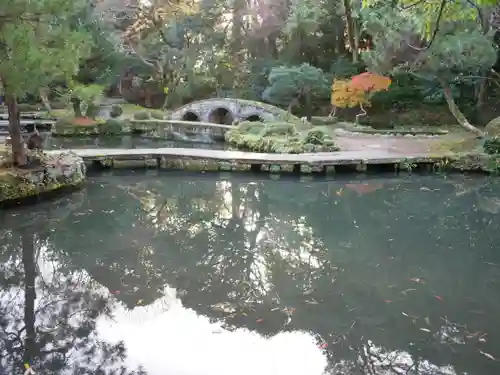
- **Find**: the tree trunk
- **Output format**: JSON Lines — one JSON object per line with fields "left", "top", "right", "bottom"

{"left": 475, "top": 77, "right": 487, "bottom": 110}
{"left": 39, "top": 87, "right": 52, "bottom": 112}
{"left": 439, "top": 78, "right": 485, "bottom": 137}
{"left": 231, "top": 0, "right": 245, "bottom": 85}
{"left": 71, "top": 97, "right": 82, "bottom": 117}
{"left": 305, "top": 91, "right": 313, "bottom": 121}
{"left": 5, "top": 92, "right": 27, "bottom": 166}
{"left": 343, "top": 0, "right": 358, "bottom": 63}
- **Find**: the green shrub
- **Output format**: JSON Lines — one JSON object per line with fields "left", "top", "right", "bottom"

{"left": 310, "top": 116, "right": 338, "bottom": 126}
{"left": 484, "top": 137, "right": 500, "bottom": 155}
{"left": 133, "top": 111, "right": 150, "bottom": 120}
{"left": 99, "top": 119, "right": 124, "bottom": 135}
{"left": 150, "top": 111, "right": 164, "bottom": 120}
{"left": 260, "top": 122, "right": 297, "bottom": 137}
{"left": 110, "top": 105, "right": 123, "bottom": 118}
{"left": 225, "top": 121, "right": 339, "bottom": 153}
{"left": 86, "top": 104, "right": 100, "bottom": 119}
{"left": 485, "top": 116, "right": 500, "bottom": 137}
{"left": 54, "top": 117, "right": 75, "bottom": 128}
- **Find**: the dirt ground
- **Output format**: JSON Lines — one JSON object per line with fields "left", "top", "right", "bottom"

{"left": 334, "top": 132, "right": 474, "bottom": 154}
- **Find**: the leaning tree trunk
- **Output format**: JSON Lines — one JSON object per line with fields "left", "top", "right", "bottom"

{"left": 39, "top": 87, "right": 52, "bottom": 112}
{"left": 439, "top": 78, "right": 485, "bottom": 137}
{"left": 5, "top": 92, "right": 27, "bottom": 166}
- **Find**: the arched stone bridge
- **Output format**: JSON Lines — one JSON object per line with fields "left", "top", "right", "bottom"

{"left": 169, "top": 98, "right": 302, "bottom": 125}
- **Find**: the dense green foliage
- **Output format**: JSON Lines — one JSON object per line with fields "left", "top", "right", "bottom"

{"left": 0, "top": 0, "right": 92, "bottom": 95}
{"left": 225, "top": 121, "right": 339, "bottom": 153}
{"left": 5, "top": 0, "right": 500, "bottom": 140}
{"left": 262, "top": 64, "right": 330, "bottom": 117}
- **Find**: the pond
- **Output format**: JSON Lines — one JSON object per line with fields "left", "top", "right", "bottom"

{"left": 43, "top": 134, "right": 228, "bottom": 150}
{"left": 1, "top": 172, "right": 500, "bottom": 375}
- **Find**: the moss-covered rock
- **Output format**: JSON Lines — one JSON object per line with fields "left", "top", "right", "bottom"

{"left": 0, "top": 149, "right": 86, "bottom": 206}
{"left": 53, "top": 116, "right": 131, "bottom": 136}
{"left": 225, "top": 121, "right": 339, "bottom": 153}
{"left": 485, "top": 116, "right": 500, "bottom": 137}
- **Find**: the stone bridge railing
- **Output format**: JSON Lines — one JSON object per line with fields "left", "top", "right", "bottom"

{"left": 129, "top": 119, "right": 231, "bottom": 141}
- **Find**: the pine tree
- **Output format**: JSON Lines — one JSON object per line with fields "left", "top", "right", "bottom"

{"left": 0, "top": 0, "right": 93, "bottom": 166}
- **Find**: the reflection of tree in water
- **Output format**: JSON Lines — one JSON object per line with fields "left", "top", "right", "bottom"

{"left": 50, "top": 175, "right": 500, "bottom": 375}
{"left": 0, "top": 227, "right": 145, "bottom": 374}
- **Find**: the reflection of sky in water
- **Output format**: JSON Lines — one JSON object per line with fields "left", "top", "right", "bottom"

{"left": 2, "top": 174, "right": 500, "bottom": 374}
{"left": 98, "top": 288, "right": 327, "bottom": 375}
{"left": 37, "top": 243, "right": 464, "bottom": 375}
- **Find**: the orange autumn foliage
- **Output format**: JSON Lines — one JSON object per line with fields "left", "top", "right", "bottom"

{"left": 350, "top": 72, "right": 391, "bottom": 93}
{"left": 331, "top": 80, "right": 369, "bottom": 108}
{"left": 72, "top": 117, "right": 98, "bottom": 126}
{"left": 331, "top": 73, "right": 392, "bottom": 109}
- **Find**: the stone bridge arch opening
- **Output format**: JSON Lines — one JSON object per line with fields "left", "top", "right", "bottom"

{"left": 208, "top": 107, "right": 234, "bottom": 125}
{"left": 182, "top": 111, "right": 200, "bottom": 121}
{"left": 243, "top": 114, "right": 263, "bottom": 122}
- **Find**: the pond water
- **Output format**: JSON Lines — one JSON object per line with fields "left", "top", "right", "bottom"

{"left": 43, "top": 134, "right": 228, "bottom": 150}
{"left": 1, "top": 172, "right": 500, "bottom": 375}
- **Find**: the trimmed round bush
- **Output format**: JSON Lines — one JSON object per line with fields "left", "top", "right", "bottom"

{"left": 133, "top": 111, "right": 150, "bottom": 120}
{"left": 110, "top": 105, "right": 123, "bottom": 118}
{"left": 99, "top": 119, "right": 125, "bottom": 135}
{"left": 150, "top": 111, "right": 164, "bottom": 120}
{"left": 225, "top": 121, "right": 339, "bottom": 153}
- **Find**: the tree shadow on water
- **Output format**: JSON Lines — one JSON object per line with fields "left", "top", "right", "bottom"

{"left": 0, "top": 227, "right": 146, "bottom": 375}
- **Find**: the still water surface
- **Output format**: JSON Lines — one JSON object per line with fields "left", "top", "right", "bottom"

{"left": 44, "top": 135, "right": 228, "bottom": 150}
{"left": 1, "top": 172, "right": 500, "bottom": 374}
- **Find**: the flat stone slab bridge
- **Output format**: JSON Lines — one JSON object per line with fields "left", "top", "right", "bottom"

{"left": 47, "top": 148, "right": 456, "bottom": 174}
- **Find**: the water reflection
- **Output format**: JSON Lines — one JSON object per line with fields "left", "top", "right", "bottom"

{"left": 44, "top": 134, "right": 228, "bottom": 150}
{"left": 0, "top": 227, "right": 146, "bottom": 374}
{"left": 2, "top": 173, "right": 500, "bottom": 374}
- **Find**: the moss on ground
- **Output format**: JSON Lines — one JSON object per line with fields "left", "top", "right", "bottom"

{"left": 225, "top": 121, "right": 339, "bottom": 153}
{"left": 0, "top": 147, "right": 86, "bottom": 205}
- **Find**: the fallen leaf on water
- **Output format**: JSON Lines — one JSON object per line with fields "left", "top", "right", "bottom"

{"left": 256, "top": 318, "right": 264, "bottom": 323}
{"left": 402, "top": 311, "right": 419, "bottom": 320}
{"left": 318, "top": 343, "right": 328, "bottom": 349}
{"left": 401, "top": 288, "right": 417, "bottom": 295}
{"left": 479, "top": 350, "right": 496, "bottom": 361}
{"left": 409, "top": 277, "right": 425, "bottom": 284}
{"left": 435, "top": 295, "right": 443, "bottom": 301}
{"left": 305, "top": 299, "right": 319, "bottom": 305}
{"left": 136, "top": 299, "right": 143, "bottom": 305}
{"left": 419, "top": 328, "right": 431, "bottom": 333}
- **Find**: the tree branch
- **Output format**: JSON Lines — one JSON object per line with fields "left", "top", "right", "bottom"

{"left": 406, "top": 0, "right": 446, "bottom": 51}
{"left": 400, "top": 0, "right": 426, "bottom": 10}
{"left": 464, "top": 0, "right": 485, "bottom": 32}
{"left": 127, "top": 42, "right": 156, "bottom": 68}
